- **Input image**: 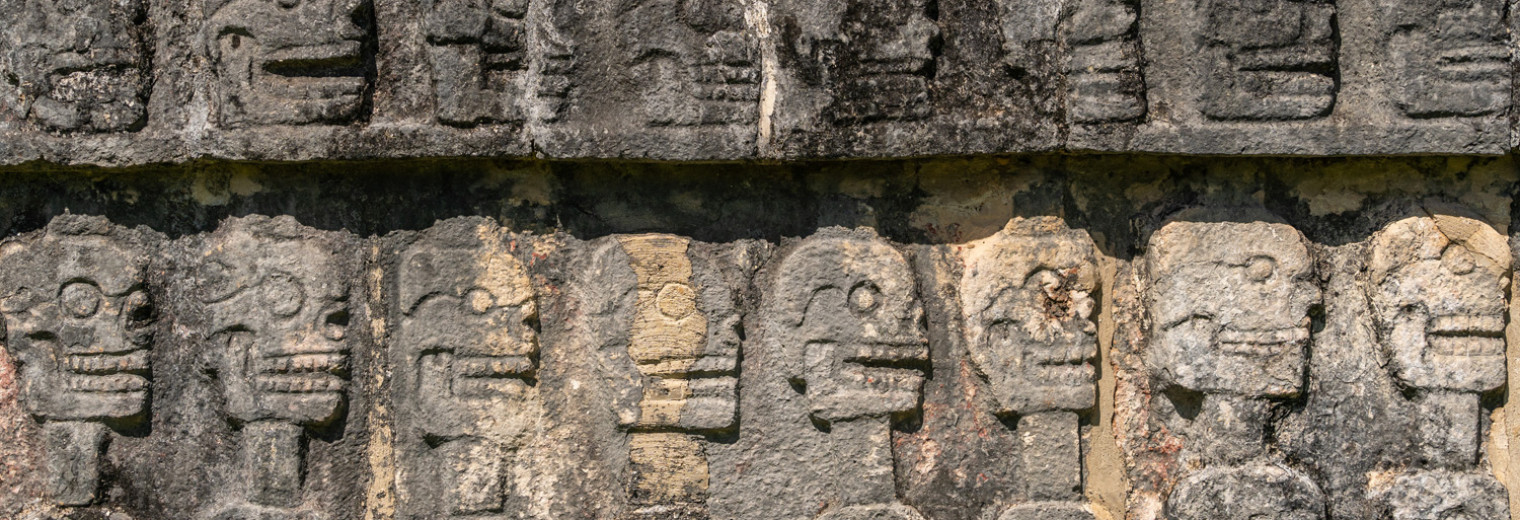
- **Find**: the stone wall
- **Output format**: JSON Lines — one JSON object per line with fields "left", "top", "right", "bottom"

{"left": 1, "top": 0, "right": 1519, "bottom": 164}
{"left": 0, "top": 156, "right": 1517, "bottom": 520}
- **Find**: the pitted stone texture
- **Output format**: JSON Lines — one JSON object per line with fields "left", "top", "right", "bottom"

{"left": 0, "top": 0, "right": 150, "bottom": 133}
{"left": 2, "top": 0, "right": 1520, "bottom": 162}
{"left": 1372, "top": 469, "right": 1509, "bottom": 520}
{"left": 1120, "top": 0, "right": 1512, "bottom": 154}
{"left": 1368, "top": 213, "right": 1511, "bottom": 393}
{"left": 1145, "top": 211, "right": 1319, "bottom": 397}
{"left": 766, "top": 0, "right": 1063, "bottom": 157}
{"left": 0, "top": 216, "right": 158, "bottom": 425}
{"left": 960, "top": 217, "right": 1099, "bottom": 415}
{"left": 190, "top": 217, "right": 355, "bottom": 428}
{"left": 989, "top": 502, "right": 1094, "bottom": 520}
{"left": 1165, "top": 462, "right": 1327, "bottom": 520}
{"left": 386, "top": 217, "right": 543, "bottom": 520}
{"left": 609, "top": 234, "right": 740, "bottom": 433}
{"left": 770, "top": 228, "right": 928, "bottom": 424}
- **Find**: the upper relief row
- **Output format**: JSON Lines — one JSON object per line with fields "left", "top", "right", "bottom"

{"left": 0, "top": 0, "right": 1511, "bottom": 163}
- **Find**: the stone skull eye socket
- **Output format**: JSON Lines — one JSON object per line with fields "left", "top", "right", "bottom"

{"left": 1245, "top": 255, "right": 1276, "bottom": 282}
{"left": 1441, "top": 246, "right": 1476, "bottom": 275}
{"left": 261, "top": 274, "right": 305, "bottom": 318}
{"left": 849, "top": 282, "right": 881, "bottom": 315}
{"left": 656, "top": 283, "right": 697, "bottom": 319}
{"left": 60, "top": 282, "right": 102, "bottom": 318}
{"left": 465, "top": 287, "right": 495, "bottom": 314}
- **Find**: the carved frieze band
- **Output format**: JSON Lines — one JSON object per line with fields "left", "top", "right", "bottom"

{"left": 0, "top": 0, "right": 1514, "bottom": 159}
{"left": 0, "top": 211, "right": 1513, "bottom": 519}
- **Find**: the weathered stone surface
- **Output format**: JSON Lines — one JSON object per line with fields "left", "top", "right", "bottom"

{"left": 0, "top": 156, "right": 1517, "bottom": 520}
{"left": 4, "top": 0, "right": 1520, "bottom": 163}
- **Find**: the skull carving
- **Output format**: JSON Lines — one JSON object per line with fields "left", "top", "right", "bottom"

{"left": 1147, "top": 216, "right": 1320, "bottom": 397}
{"left": 1369, "top": 215, "right": 1510, "bottom": 393}
{"left": 394, "top": 220, "right": 541, "bottom": 517}
{"left": 616, "top": 234, "right": 741, "bottom": 432}
{"left": 201, "top": 0, "right": 371, "bottom": 127}
{"left": 399, "top": 235, "right": 539, "bottom": 441}
{"left": 0, "top": 217, "right": 155, "bottom": 422}
{"left": 773, "top": 229, "right": 927, "bottom": 423}
{"left": 962, "top": 218, "right": 1099, "bottom": 415}
{"left": 1390, "top": 0, "right": 1509, "bottom": 118}
{"left": 1, "top": 0, "right": 149, "bottom": 132}
{"left": 195, "top": 217, "right": 353, "bottom": 427}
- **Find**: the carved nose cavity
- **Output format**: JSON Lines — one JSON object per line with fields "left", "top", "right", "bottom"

{"left": 276, "top": 0, "right": 300, "bottom": 9}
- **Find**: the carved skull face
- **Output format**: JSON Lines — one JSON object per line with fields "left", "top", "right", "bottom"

{"left": 196, "top": 222, "right": 351, "bottom": 426}
{"left": 617, "top": 234, "right": 740, "bottom": 432}
{"left": 202, "top": 0, "right": 370, "bottom": 126}
{"left": 1389, "top": 0, "right": 1509, "bottom": 117}
{"left": 1, "top": 233, "right": 153, "bottom": 421}
{"left": 1148, "top": 219, "right": 1319, "bottom": 397}
{"left": 2, "top": 0, "right": 148, "bottom": 132}
{"left": 1369, "top": 216, "right": 1510, "bottom": 393}
{"left": 399, "top": 244, "right": 539, "bottom": 441}
{"left": 962, "top": 219, "right": 1099, "bottom": 415}
{"left": 1199, "top": 0, "right": 1335, "bottom": 120}
{"left": 775, "top": 231, "right": 927, "bottom": 423}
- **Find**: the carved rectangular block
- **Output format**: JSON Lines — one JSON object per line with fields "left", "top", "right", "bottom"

{"left": 388, "top": 218, "right": 542, "bottom": 520}
{"left": 530, "top": 0, "right": 762, "bottom": 159}
{"left": 766, "top": 0, "right": 1065, "bottom": 157}
{"left": 200, "top": 0, "right": 375, "bottom": 127}
{"left": 0, "top": 0, "right": 150, "bottom": 133}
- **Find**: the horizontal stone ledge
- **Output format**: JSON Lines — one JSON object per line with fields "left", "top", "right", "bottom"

{"left": 1, "top": 0, "right": 1515, "bottom": 165}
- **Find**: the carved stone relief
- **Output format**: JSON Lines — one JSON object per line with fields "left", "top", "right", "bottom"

{"left": 422, "top": 0, "right": 532, "bottom": 126}
{"left": 579, "top": 234, "right": 744, "bottom": 518}
{"left": 1365, "top": 213, "right": 1511, "bottom": 520}
{"left": 1145, "top": 212, "right": 1327, "bottom": 519}
{"left": 189, "top": 216, "right": 354, "bottom": 519}
{"left": 0, "top": 0, "right": 150, "bottom": 132}
{"left": 391, "top": 218, "right": 542, "bottom": 519}
{"left": 0, "top": 216, "right": 157, "bottom": 507}
{"left": 961, "top": 217, "right": 1098, "bottom": 520}
{"left": 1061, "top": 0, "right": 1145, "bottom": 124}
{"left": 1197, "top": 0, "right": 1337, "bottom": 121}
{"left": 1388, "top": 0, "right": 1509, "bottom": 118}
{"left": 777, "top": 0, "right": 939, "bottom": 127}
{"left": 772, "top": 229, "right": 928, "bottom": 520}
{"left": 200, "top": 0, "right": 373, "bottom": 127}
{"left": 619, "top": 0, "right": 759, "bottom": 128}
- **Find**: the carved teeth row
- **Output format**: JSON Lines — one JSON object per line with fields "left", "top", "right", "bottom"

{"left": 844, "top": 342, "right": 930, "bottom": 364}
{"left": 66, "top": 351, "right": 150, "bottom": 374}
{"left": 1429, "top": 336, "right": 1505, "bottom": 357}
{"left": 1426, "top": 315, "right": 1505, "bottom": 336}
{"left": 1215, "top": 327, "right": 1310, "bottom": 345}
{"left": 263, "top": 353, "right": 348, "bottom": 374}
{"left": 1218, "top": 341, "right": 1296, "bottom": 357}
{"left": 1036, "top": 364, "right": 1096, "bottom": 383}
{"left": 454, "top": 356, "right": 536, "bottom": 377}
{"left": 255, "top": 375, "right": 346, "bottom": 393}
{"left": 65, "top": 373, "right": 148, "bottom": 392}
